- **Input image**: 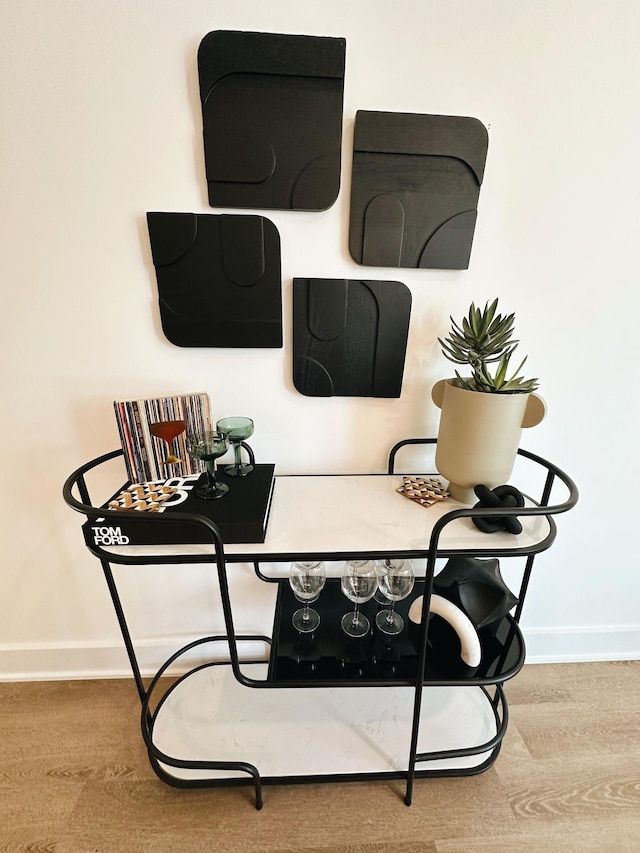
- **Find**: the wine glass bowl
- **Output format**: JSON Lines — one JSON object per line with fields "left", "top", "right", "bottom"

{"left": 216, "top": 417, "right": 254, "bottom": 477}
{"left": 341, "top": 560, "right": 378, "bottom": 638}
{"left": 289, "top": 561, "right": 326, "bottom": 633}
{"left": 186, "top": 431, "right": 230, "bottom": 500}
{"left": 149, "top": 420, "right": 186, "bottom": 465}
{"left": 375, "top": 559, "right": 415, "bottom": 636}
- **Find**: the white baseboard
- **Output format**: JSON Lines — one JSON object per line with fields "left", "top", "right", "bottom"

{"left": 1, "top": 628, "right": 638, "bottom": 682}
{"left": 0, "top": 637, "right": 271, "bottom": 682}
{"left": 522, "top": 625, "right": 640, "bottom": 663}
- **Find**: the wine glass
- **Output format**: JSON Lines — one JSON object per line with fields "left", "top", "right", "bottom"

{"left": 375, "top": 559, "right": 415, "bottom": 636}
{"left": 340, "top": 560, "right": 378, "bottom": 638}
{"left": 216, "top": 417, "right": 254, "bottom": 477}
{"left": 186, "top": 431, "right": 229, "bottom": 500}
{"left": 373, "top": 560, "right": 390, "bottom": 604}
{"left": 149, "top": 420, "right": 186, "bottom": 465}
{"left": 289, "top": 561, "right": 326, "bottom": 633}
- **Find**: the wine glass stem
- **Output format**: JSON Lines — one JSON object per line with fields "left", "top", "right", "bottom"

{"left": 353, "top": 603, "right": 360, "bottom": 626}
{"left": 233, "top": 441, "right": 242, "bottom": 468}
{"left": 302, "top": 603, "right": 310, "bottom": 623}
{"left": 387, "top": 602, "right": 396, "bottom": 625}
{"left": 205, "top": 460, "right": 216, "bottom": 489}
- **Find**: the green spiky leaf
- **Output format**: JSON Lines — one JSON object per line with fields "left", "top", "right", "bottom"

{"left": 440, "top": 300, "right": 539, "bottom": 393}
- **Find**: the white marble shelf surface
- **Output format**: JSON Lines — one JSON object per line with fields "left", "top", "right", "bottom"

{"left": 152, "top": 663, "right": 498, "bottom": 783}
{"left": 109, "top": 473, "right": 550, "bottom": 561}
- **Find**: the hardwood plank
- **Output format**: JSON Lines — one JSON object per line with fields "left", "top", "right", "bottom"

{"left": 497, "top": 753, "right": 640, "bottom": 817}
{"left": 496, "top": 720, "right": 533, "bottom": 764}
{"left": 59, "top": 774, "right": 514, "bottom": 852}
{"left": 0, "top": 776, "right": 84, "bottom": 833}
{"left": 506, "top": 703, "right": 640, "bottom": 759}
{"left": 502, "top": 661, "right": 640, "bottom": 762}
{"left": 505, "top": 660, "right": 640, "bottom": 707}
{"left": 434, "top": 823, "right": 640, "bottom": 853}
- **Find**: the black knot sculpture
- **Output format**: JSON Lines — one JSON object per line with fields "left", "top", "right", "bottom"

{"left": 472, "top": 484, "right": 525, "bottom": 534}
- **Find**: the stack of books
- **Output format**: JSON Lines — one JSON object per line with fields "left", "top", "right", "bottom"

{"left": 113, "top": 392, "right": 212, "bottom": 483}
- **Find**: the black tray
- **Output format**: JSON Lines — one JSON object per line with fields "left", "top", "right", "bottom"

{"left": 268, "top": 580, "right": 524, "bottom": 686}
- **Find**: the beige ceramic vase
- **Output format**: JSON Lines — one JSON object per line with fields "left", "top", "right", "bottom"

{"left": 432, "top": 379, "right": 546, "bottom": 504}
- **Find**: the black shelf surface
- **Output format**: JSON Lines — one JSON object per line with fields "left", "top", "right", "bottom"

{"left": 267, "top": 580, "right": 524, "bottom": 687}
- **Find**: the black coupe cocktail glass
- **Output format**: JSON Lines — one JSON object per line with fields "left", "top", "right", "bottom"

{"left": 186, "top": 431, "right": 229, "bottom": 500}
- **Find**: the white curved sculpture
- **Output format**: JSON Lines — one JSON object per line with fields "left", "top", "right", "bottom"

{"left": 408, "top": 594, "right": 482, "bottom": 668}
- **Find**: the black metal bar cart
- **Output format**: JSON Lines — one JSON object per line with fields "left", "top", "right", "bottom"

{"left": 63, "top": 439, "right": 577, "bottom": 809}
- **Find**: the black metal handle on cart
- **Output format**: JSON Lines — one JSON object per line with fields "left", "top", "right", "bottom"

{"left": 62, "top": 449, "right": 266, "bottom": 680}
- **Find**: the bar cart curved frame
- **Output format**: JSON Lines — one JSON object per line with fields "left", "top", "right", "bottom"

{"left": 63, "top": 438, "right": 578, "bottom": 809}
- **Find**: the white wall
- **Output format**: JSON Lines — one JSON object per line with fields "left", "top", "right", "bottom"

{"left": 2, "top": 0, "right": 639, "bottom": 679}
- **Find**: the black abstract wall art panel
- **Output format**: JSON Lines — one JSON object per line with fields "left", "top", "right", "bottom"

{"left": 293, "top": 278, "right": 412, "bottom": 398}
{"left": 146, "top": 212, "right": 282, "bottom": 348}
{"left": 349, "top": 111, "right": 489, "bottom": 270}
{"left": 198, "top": 30, "right": 346, "bottom": 211}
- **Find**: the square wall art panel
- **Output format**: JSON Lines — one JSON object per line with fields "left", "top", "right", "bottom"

{"left": 293, "top": 278, "right": 411, "bottom": 398}
{"left": 198, "top": 30, "right": 346, "bottom": 211}
{"left": 147, "top": 212, "right": 282, "bottom": 348}
{"left": 349, "top": 111, "right": 488, "bottom": 270}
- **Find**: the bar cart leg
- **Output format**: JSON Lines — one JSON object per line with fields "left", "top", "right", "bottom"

{"left": 100, "top": 558, "right": 146, "bottom": 704}
{"left": 254, "top": 775, "right": 263, "bottom": 810}
{"left": 404, "top": 682, "right": 425, "bottom": 806}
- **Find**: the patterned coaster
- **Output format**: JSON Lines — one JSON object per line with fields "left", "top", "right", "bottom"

{"left": 108, "top": 483, "right": 179, "bottom": 512}
{"left": 397, "top": 476, "right": 449, "bottom": 508}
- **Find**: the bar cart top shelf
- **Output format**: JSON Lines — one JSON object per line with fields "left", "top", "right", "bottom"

{"left": 80, "top": 450, "right": 576, "bottom": 566}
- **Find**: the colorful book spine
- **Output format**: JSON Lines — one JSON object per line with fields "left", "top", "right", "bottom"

{"left": 113, "top": 402, "right": 135, "bottom": 482}
{"left": 113, "top": 393, "right": 213, "bottom": 483}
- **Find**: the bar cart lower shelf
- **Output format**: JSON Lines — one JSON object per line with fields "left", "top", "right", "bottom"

{"left": 149, "top": 662, "right": 506, "bottom": 787}
{"left": 142, "top": 578, "right": 523, "bottom": 802}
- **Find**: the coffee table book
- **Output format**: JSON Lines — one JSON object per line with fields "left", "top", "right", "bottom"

{"left": 82, "top": 464, "right": 275, "bottom": 547}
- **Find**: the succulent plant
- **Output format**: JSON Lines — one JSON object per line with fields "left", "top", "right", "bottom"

{"left": 438, "top": 299, "right": 539, "bottom": 393}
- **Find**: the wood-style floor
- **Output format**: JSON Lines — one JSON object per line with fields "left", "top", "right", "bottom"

{"left": 1, "top": 661, "right": 639, "bottom": 852}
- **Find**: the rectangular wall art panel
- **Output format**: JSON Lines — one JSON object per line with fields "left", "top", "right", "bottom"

{"left": 293, "top": 278, "right": 411, "bottom": 398}
{"left": 349, "top": 111, "right": 488, "bottom": 270}
{"left": 198, "top": 30, "right": 346, "bottom": 211}
{"left": 147, "top": 212, "right": 282, "bottom": 348}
